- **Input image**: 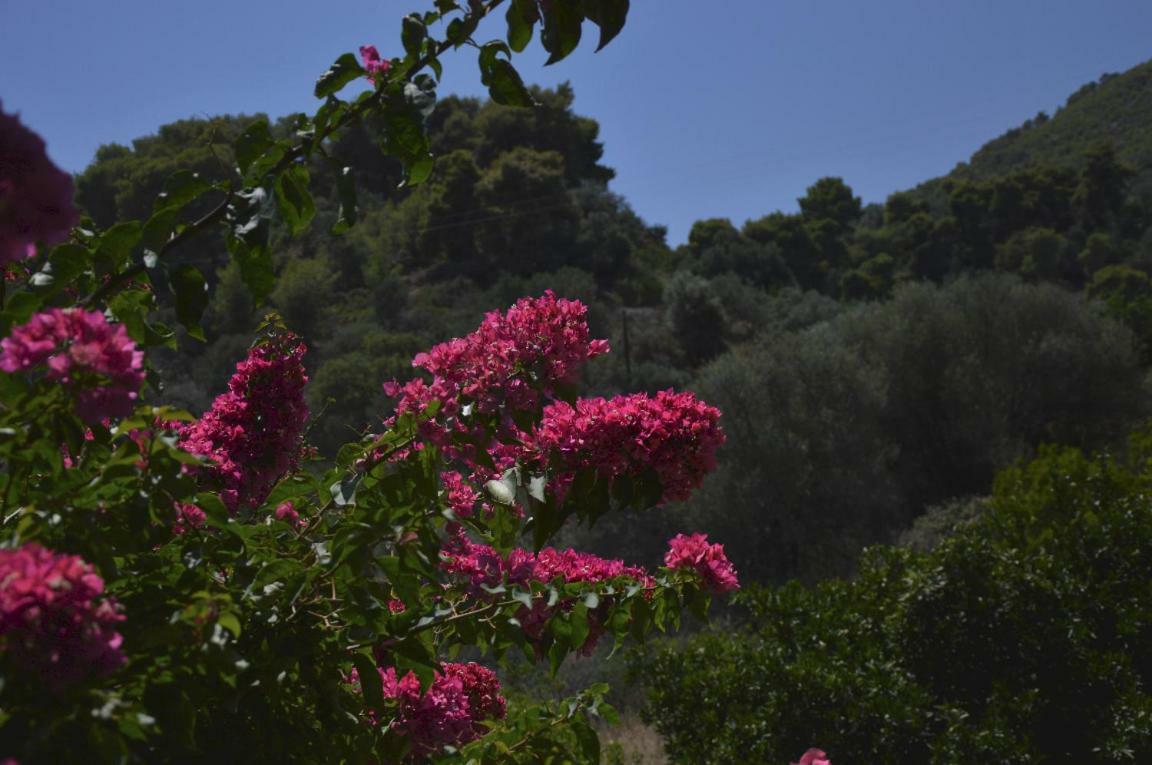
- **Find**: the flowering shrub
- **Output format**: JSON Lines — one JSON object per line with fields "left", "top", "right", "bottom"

{"left": 0, "top": 308, "right": 144, "bottom": 422}
{"left": 0, "top": 2, "right": 744, "bottom": 762}
{"left": 0, "top": 543, "right": 124, "bottom": 690}
{"left": 0, "top": 105, "right": 78, "bottom": 263}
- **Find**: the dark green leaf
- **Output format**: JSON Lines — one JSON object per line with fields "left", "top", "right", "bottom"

{"left": 274, "top": 164, "right": 315, "bottom": 236}
{"left": 485, "top": 58, "right": 535, "bottom": 107}
{"left": 381, "top": 99, "right": 434, "bottom": 187}
{"left": 314, "top": 53, "right": 365, "bottom": 98}
{"left": 154, "top": 170, "right": 213, "bottom": 214}
{"left": 570, "top": 601, "right": 590, "bottom": 650}
{"left": 574, "top": 719, "right": 601, "bottom": 762}
{"left": 506, "top": 0, "right": 540, "bottom": 52}
{"left": 141, "top": 209, "right": 177, "bottom": 251}
{"left": 226, "top": 186, "right": 274, "bottom": 301}
{"left": 234, "top": 120, "right": 274, "bottom": 176}
{"left": 169, "top": 264, "right": 209, "bottom": 341}
{"left": 109, "top": 289, "right": 151, "bottom": 343}
{"left": 541, "top": 0, "right": 583, "bottom": 64}
{"left": 351, "top": 652, "right": 386, "bottom": 713}
{"left": 31, "top": 244, "right": 90, "bottom": 295}
{"left": 95, "top": 221, "right": 142, "bottom": 271}
{"left": 582, "top": 0, "right": 629, "bottom": 50}
{"left": 401, "top": 14, "right": 426, "bottom": 58}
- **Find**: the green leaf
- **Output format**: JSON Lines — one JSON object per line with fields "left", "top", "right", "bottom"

{"left": 154, "top": 170, "right": 213, "bottom": 214}
{"left": 446, "top": 13, "right": 481, "bottom": 47}
{"left": 541, "top": 0, "right": 583, "bottom": 65}
{"left": 226, "top": 187, "right": 274, "bottom": 302}
{"left": 95, "top": 221, "right": 142, "bottom": 271}
{"left": 582, "top": 0, "right": 629, "bottom": 50}
{"left": 169, "top": 263, "right": 209, "bottom": 341}
{"left": 4, "top": 290, "right": 44, "bottom": 324}
{"left": 315, "top": 53, "right": 365, "bottom": 98}
{"left": 274, "top": 164, "right": 315, "bottom": 236}
{"left": 381, "top": 98, "right": 434, "bottom": 187}
{"left": 401, "top": 14, "right": 426, "bottom": 58}
{"left": 141, "top": 208, "right": 178, "bottom": 252}
{"left": 570, "top": 601, "right": 590, "bottom": 650}
{"left": 217, "top": 612, "right": 242, "bottom": 638}
{"left": 108, "top": 289, "right": 152, "bottom": 343}
{"left": 330, "top": 163, "right": 358, "bottom": 234}
{"left": 573, "top": 719, "right": 601, "bottom": 763}
{"left": 506, "top": 0, "right": 540, "bottom": 52}
{"left": 351, "top": 652, "right": 386, "bottom": 713}
{"left": 484, "top": 58, "right": 535, "bottom": 107}
{"left": 234, "top": 120, "right": 274, "bottom": 176}
{"left": 31, "top": 244, "right": 90, "bottom": 296}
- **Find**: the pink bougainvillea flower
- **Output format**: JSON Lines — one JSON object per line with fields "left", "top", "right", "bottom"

{"left": 274, "top": 500, "right": 304, "bottom": 528}
{"left": 528, "top": 389, "right": 724, "bottom": 505}
{"left": 441, "top": 532, "right": 653, "bottom": 654}
{"left": 0, "top": 105, "right": 79, "bottom": 263}
{"left": 0, "top": 308, "right": 145, "bottom": 423}
{"left": 791, "top": 748, "right": 831, "bottom": 765}
{"left": 179, "top": 328, "right": 309, "bottom": 513}
{"left": 172, "top": 502, "right": 207, "bottom": 535}
{"left": 383, "top": 291, "right": 610, "bottom": 474}
{"left": 0, "top": 543, "right": 125, "bottom": 690}
{"left": 664, "top": 532, "right": 740, "bottom": 594}
{"left": 359, "top": 45, "right": 392, "bottom": 84}
{"left": 350, "top": 661, "right": 506, "bottom": 757}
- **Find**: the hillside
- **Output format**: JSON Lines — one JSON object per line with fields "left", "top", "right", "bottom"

{"left": 71, "top": 67, "right": 1152, "bottom": 584}
{"left": 949, "top": 58, "right": 1152, "bottom": 184}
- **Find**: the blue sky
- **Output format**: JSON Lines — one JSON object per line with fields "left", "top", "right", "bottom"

{"left": 2, "top": 0, "right": 1150, "bottom": 244}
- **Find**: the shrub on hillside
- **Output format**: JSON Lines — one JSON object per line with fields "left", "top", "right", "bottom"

{"left": 644, "top": 429, "right": 1152, "bottom": 763}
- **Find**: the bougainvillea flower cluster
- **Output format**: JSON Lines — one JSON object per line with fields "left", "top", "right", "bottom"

{"left": 0, "top": 308, "right": 145, "bottom": 423}
{"left": 664, "top": 532, "right": 740, "bottom": 593}
{"left": 179, "top": 329, "right": 309, "bottom": 512}
{"left": 0, "top": 105, "right": 78, "bottom": 263}
{"left": 442, "top": 533, "right": 653, "bottom": 595}
{"left": 529, "top": 389, "right": 725, "bottom": 504}
{"left": 359, "top": 45, "right": 392, "bottom": 84}
{"left": 441, "top": 470, "right": 486, "bottom": 518}
{"left": 354, "top": 661, "right": 506, "bottom": 757}
{"left": 0, "top": 543, "right": 124, "bottom": 689}
{"left": 442, "top": 532, "right": 653, "bottom": 653}
{"left": 384, "top": 291, "right": 609, "bottom": 465}
{"left": 791, "top": 748, "right": 831, "bottom": 765}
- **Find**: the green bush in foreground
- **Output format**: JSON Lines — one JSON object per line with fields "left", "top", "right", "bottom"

{"left": 644, "top": 428, "right": 1152, "bottom": 763}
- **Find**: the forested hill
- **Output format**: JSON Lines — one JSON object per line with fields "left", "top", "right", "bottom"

{"left": 73, "top": 65, "right": 1152, "bottom": 583}
{"left": 948, "top": 59, "right": 1152, "bottom": 184}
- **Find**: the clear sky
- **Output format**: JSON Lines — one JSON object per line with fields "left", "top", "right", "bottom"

{"left": 2, "top": 0, "right": 1150, "bottom": 244}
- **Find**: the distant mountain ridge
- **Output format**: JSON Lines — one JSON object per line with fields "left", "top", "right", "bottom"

{"left": 948, "top": 58, "right": 1152, "bottom": 183}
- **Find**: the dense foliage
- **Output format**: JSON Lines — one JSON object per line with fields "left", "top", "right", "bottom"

{"left": 672, "top": 274, "right": 1148, "bottom": 581}
{"left": 644, "top": 429, "right": 1152, "bottom": 763}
